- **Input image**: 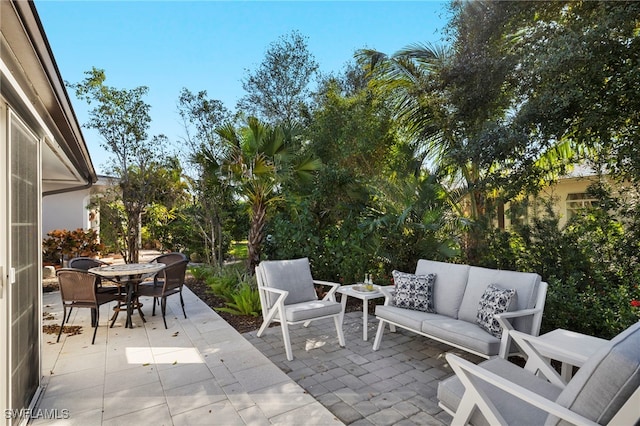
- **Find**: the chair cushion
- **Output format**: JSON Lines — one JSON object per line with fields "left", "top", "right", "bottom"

{"left": 458, "top": 266, "right": 540, "bottom": 332}
{"left": 392, "top": 270, "right": 435, "bottom": 313}
{"left": 415, "top": 260, "right": 470, "bottom": 318}
{"left": 476, "top": 284, "right": 517, "bottom": 338}
{"left": 283, "top": 300, "right": 342, "bottom": 322}
{"left": 438, "top": 357, "right": 563, "bottom": 426}
{"left": 546, "top": 321, "right": 640, "bottom": 426}
{"left": 260, "top": 258, "right": 317, "bottom": 306}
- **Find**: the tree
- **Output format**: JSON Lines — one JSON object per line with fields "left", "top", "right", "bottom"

{"left": 70, "top": 68, "right": 184, "bottom": 262}
{"left": 506, "top": 1, "right": 640, "bottom": 183}
{"left": 178, "top": 88, "right": 234, "bottom": 265}
{"left": 216, "top": 116, "right": 320, "bottom": 272}
{"left": 237, "top": 30, "right": 318, "bottom": 128}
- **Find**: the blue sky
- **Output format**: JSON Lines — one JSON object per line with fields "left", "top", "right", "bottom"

{"left": 36, "top": 1, "right": 450, "bottom": 173}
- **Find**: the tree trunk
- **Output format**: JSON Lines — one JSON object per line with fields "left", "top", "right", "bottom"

{"left": 247, "top": 201, "right": 267, "bottom": 273}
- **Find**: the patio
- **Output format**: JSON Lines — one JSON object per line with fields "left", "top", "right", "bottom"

{"left": 37, "top": 285, "right": 482, "bottom": 425}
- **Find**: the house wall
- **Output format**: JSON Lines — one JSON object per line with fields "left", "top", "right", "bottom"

{"left": 42, "top": 190, "right": 91, "bottom": 235}
{"left": 1, "top": 2, "right": 96, "bottom": 423}
{"left": 502, "top": 174, "right": 610, "bottom": 230}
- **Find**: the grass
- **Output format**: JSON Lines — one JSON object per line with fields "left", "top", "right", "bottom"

{"left": 229, "top": 240, "right": 248, "bottom": 259}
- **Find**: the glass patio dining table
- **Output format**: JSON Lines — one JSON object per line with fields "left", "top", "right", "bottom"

{"left": 89, "top": 262, "right": 166, "bottom": 328}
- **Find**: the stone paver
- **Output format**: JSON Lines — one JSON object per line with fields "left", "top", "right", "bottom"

{"left": 244, "top": 308, "right": 484, "bottom": 425}
{"left": 37, "top": 285, "right": 341, "bottom": 425}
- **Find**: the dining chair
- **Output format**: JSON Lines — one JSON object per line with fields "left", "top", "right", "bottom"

{"left": 137, "top": 259, "right": 189, "bottom": 328}
{"left": 149, "top": 252, "right": 188, "bottom": 266}
{"left": 68, "top": 256, "right": 118, "bottom": 294}
{"left": 56, "top": 268, "right": 121, "bottom": 344}
{"left": 139, "top": 252, "right": 188, "bottom": 309}
{"left": 255, "top": 257, "right": 346, "bottom": 361}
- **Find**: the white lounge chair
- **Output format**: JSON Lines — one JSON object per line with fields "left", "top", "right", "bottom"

{"left": 255, "top": 258, "right": 346, "bottom": 361}
{"left": 437, "top": 321, "right": 640, "bottom": 425}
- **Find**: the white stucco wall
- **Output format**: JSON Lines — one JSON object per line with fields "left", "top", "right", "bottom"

{"left": 42, "top": 190, "right": 91, "bottom": 235}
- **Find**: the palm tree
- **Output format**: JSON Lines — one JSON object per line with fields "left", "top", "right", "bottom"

{"left": 358, "top": 41, "right": 581, "bottom": 262}
{"left": 216, "top": 116, "right": 321, "bottom": 272}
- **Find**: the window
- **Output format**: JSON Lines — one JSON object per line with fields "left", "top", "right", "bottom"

{"left": 566, "top": 193, "right": 597, "bottom": 218}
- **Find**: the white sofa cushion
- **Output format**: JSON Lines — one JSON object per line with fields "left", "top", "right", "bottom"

{"left": 415, "top": 260, "right": 470, "bottom": 319}
{"left": 421, "top": 319, "right": 502, "bottom": 356}
{"left": 375, "top": 305, "right": 442, "bottom": 331}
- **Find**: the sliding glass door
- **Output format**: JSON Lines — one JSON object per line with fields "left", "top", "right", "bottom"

{"left": 8, "top": 113, "right": 40, "bottom": 414}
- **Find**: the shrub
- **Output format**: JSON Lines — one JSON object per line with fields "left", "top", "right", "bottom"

{"left": 216, "top": 282, "right": 261, "bottom": 317}
{"left": 188, "top": 265, "right": 214, "bottom": 281}
{"left": 477, "top": 188, "right": 640, "bottom": 339}
{"left": 43, "top": 229, "right": 104, "bottom": 264}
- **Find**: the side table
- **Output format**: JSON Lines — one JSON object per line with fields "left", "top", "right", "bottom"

{"left": 529, "top": 328, "right": 609, "bottom": 381}
{"left": 337, "top": 284, "right": 385, "bottom": 341}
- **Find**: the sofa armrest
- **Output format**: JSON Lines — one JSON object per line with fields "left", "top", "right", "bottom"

{"left": 495, "top": 307, "right": 543, "bottom": 358}
{"left": 378, "top": 285, "right": 395, "bottom": 305}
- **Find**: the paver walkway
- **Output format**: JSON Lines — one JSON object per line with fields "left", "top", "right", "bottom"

{"left": 244, "top": 307, "right": 482, "bottom": 425}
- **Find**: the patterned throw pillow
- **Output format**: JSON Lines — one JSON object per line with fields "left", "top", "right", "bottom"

{"left": 476, "top": 284, "right": 517, "bottom": 338}
{"left": 392, "top": 270, "right": 436, "bottom": 313}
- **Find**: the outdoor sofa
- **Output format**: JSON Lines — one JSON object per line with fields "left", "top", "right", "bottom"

{"left": 373, "top": 259, "right": 548, "bottom": 358}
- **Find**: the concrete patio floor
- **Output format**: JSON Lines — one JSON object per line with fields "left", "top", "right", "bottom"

{"left": 37, "top": 285, "right": 483, "bottom": 425}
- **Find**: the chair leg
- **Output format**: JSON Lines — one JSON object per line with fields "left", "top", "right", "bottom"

{"left": 161, "top": 297, "right": 168, "bottom": 329}
{"left": 373, "top": 320, "right": 386, "bottom": 351}
{"left": 180, "top": 291, "right": 187, "bottom": 318}
{"left": 57, "top": 307, "right": 67, "bottom": 343}
{"left": 110, "top": 300, "right": 121, "bottom": 327}
{"left": 152, "top": 297, "right": 157, "bottom": 316}
{"left": 334, "top": 315, "right": 346, "bottom": 347}
{"left": 91, "top": 308, "right": 99, "bottom": 344}
{"left": 280, "top": 322, "right": 294, "bottom": 361}
{"left": 136, "top": 297, "right": 146, "bottom": 323}
{"left": 66, "top": 307, "right": 73, "bottom": 322}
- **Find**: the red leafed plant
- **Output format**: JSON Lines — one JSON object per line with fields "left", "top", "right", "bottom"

{"left": 43, "top": 228, "right": 105, "bottom": 264}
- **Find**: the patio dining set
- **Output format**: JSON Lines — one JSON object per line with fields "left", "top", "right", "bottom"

{"left": 56, "top": 252, "right": 189, "bottom": 344}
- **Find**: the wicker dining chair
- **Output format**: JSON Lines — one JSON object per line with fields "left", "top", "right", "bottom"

{"left": 56, "top": 268, "right": 120, "bottom": 344}
{"left": 137, "top": 259, "right": 189, "bottom": 328}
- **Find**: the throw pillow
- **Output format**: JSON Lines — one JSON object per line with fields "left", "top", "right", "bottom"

{"left": 476, "top": 284, "right": 517, "bottom": 338}
{"left": 392, "top": 270, "right": 436, "bottom": 313}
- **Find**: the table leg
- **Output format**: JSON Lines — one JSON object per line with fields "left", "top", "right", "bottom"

{"left": 126, "top": 282, "right": 133, "bottom": 328}
{"left": 560, "top": 363, "right": 573, "bottom": 382}
{"left": 363, "top": 299, "right": 369, "bottom": 341}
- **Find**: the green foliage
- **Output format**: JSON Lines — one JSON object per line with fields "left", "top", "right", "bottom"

{"left": 42, "top": 229, "right": 105, "bottom": 264}
{"left": 206, "top": 273, "right": 236, "bottom": 301}
{"left": 197, "top": 263, "right": 262, "bottom": 317}
{"left": 238, "top": 30, "right": 318, "bottom": 127}
{"left": 188, "top": 265, "right": 215, "bottom": 281}
{"left": 70, "top": 68, "right": 189, "bottom": 263}
{"left": 216, "top": 283, "right": 261, "bottom": 317}
{"left": 229, "top": 241, "right": 248, "bottom": 260}
{"left": 477, "top": 189, "right": 640, "bottom": 339}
